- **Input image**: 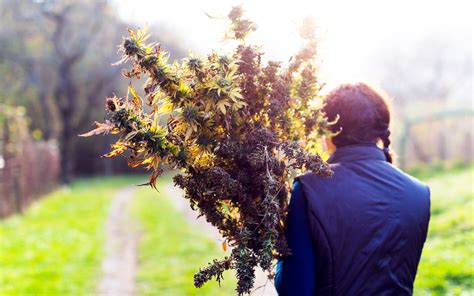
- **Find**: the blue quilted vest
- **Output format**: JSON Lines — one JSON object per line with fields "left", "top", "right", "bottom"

{"left": 296, "top": 144, "right": 430, "bottom": 295}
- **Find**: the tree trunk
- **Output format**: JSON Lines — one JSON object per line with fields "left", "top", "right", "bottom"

{"left": 57, "top": 61, "right": 78, "bottom": 184}
{"left": 37, "top": 90, "right": 52, "bottom": 140}
{"left": 60, "top": 115, "right": 75, "bottom": 184}
{"left": 410, "top": 136, "right": 430, "bottom": 164}
{"left": 464, "top": 132, "right": 473, "bottom": 163}
{"left": 438, "top": 130, "right": 447, "bottom": 161}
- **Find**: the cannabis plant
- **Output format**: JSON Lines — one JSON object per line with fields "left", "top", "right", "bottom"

{"left": 81, "top": 6, "right": 333, "bottom": 295}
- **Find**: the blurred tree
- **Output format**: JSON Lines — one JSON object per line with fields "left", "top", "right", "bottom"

{"left": 39, "top": 0, "right": 120, "bottom": 183}
{"left": 370, "top": 32, "right": 472, "bottom": 166}
{"left": 373, "top": 33, "right": 472, "bottom": 111}
{"left": 0, "top": 0, "right": 186, "bottom": 183}
{"left": 0, "top": 0, "right": 55, "bottom": 138}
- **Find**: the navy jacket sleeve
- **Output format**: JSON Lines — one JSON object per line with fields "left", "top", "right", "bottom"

{"left": 274, "top": 180, "right": 316, "bottom": 295}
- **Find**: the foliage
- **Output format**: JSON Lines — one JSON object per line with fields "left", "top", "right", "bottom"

{"left": 0, "top": 176, "right": 142, "bottom": 295}
{"left": 82, "top": 6, "right": 333, "bottom": 294}
{"left": 0, "top": 105, "right": 29, "bottom": 153}
{"left": 413, "top": 165, "right": 474, "bottom": 295}
{"left": 0, "top": 0, "right": 188, "bottom": 180}
{"left": 129, "top": 174, "right": 236, "bottom": 295}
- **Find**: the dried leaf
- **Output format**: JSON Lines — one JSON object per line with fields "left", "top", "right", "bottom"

{"left": 79, "top": 121, "right": 113, "bottom": 137}
{"left": 222, "top": 240, "right": 227, "bottom": 252}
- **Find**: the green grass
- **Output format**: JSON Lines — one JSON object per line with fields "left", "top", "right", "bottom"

{"left": 0, "top": 176, "right": 144, "bottom": 295}
{"left": 413, "top": 165, "right": 474, "bottom": 295}
{"left": 129, "top": 174, "right": 237, "bottom": 296}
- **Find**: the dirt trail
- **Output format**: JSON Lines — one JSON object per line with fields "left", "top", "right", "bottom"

{"left": 98, "top": 186, "right": 139, "bottom": 296}
{"left": 163, "top": 184, "right": 278, "bottom": 296}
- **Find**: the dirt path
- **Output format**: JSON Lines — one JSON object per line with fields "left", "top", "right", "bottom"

{"left": 98, "top": 186, "right": 139, "bottom": 296}
{"left": 163, "top": 184, "right": 278, "bottom": 296}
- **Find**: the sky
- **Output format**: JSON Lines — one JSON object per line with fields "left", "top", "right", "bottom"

{"left": 112, "top": 0, "right": 473, "bottom": 90}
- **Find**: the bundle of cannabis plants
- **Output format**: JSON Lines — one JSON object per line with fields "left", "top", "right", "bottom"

{"left": 81, "top": 6, "right": 333, "bottom": 294}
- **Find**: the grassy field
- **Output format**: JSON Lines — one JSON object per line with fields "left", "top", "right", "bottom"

{"left": 411, "top": 164, "right": 474, "bottom": 295}
{"left": 0, "top": 174, "right": 237, "bottom": 296}
{"left": 129, "top": 174, "right": 237, "bottom": 295}
{"left": 0, "top": 176, "right": 142, "bottom": 295}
